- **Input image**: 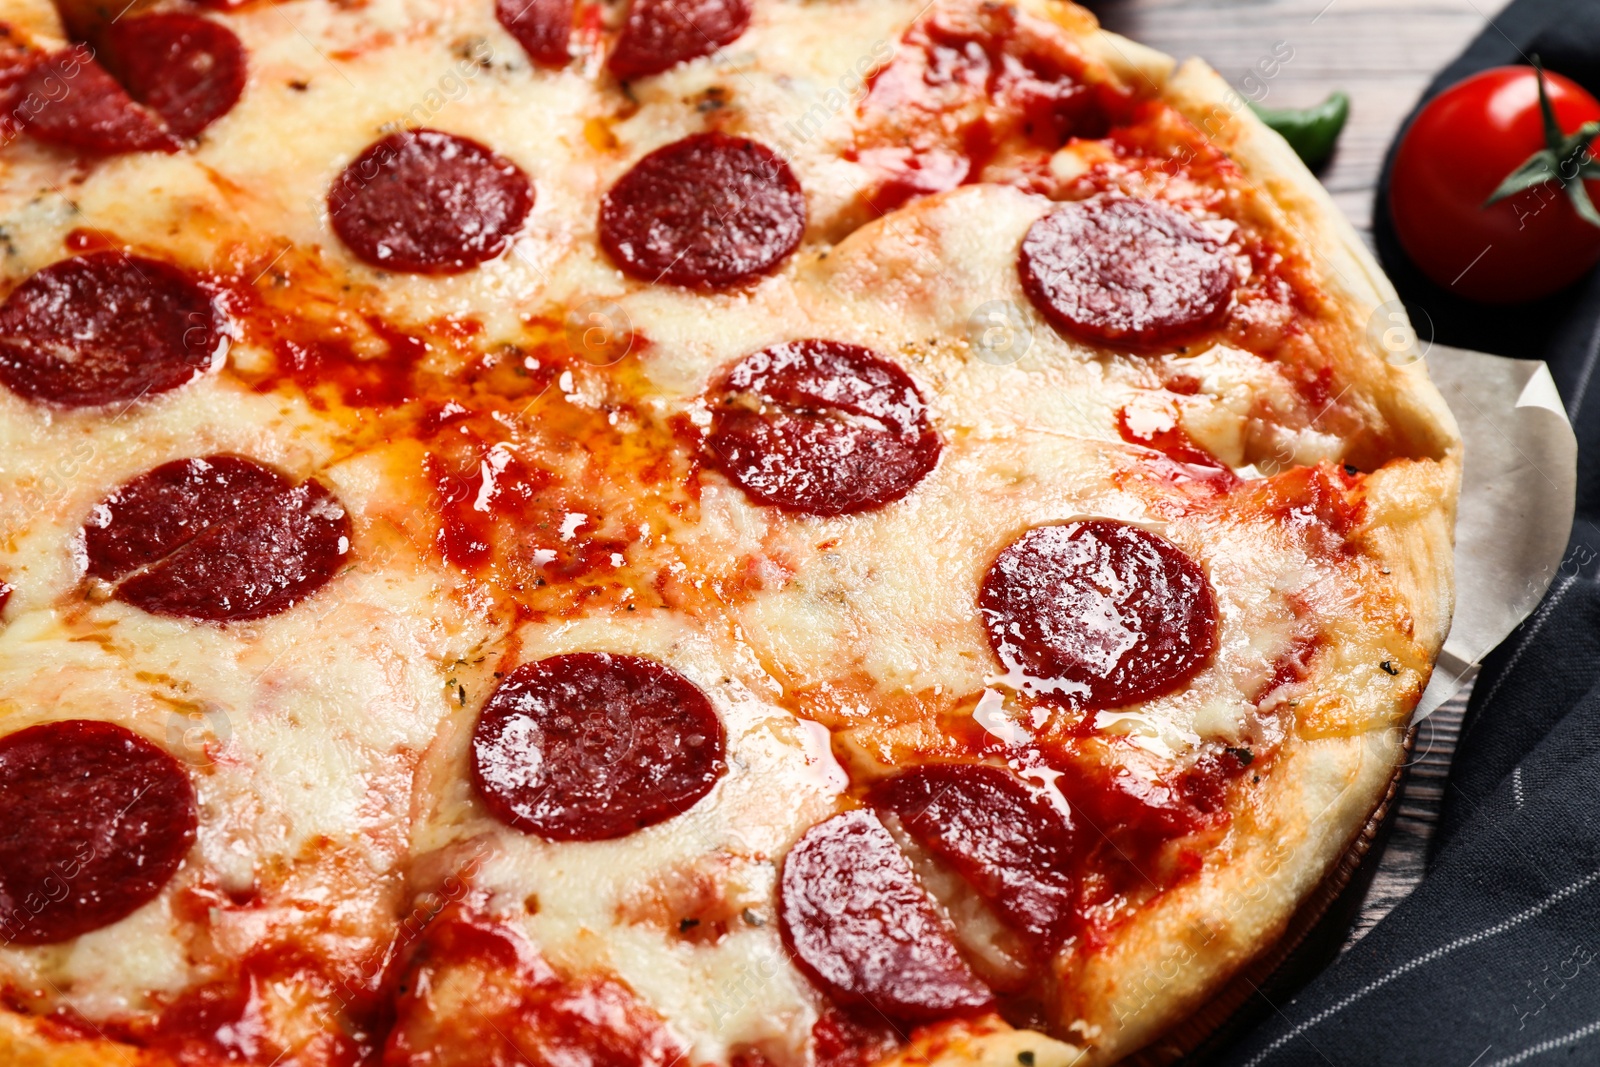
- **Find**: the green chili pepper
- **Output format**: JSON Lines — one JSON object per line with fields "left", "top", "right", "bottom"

{"left": 1249, "top": 90, "right": 1350, "bottom": 170}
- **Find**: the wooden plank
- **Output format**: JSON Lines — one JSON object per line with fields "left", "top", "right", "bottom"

{"left": 1346, "top": 689, "right": 1470, "bottom": 946}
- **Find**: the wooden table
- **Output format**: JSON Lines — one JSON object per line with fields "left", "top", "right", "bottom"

{"left": 1089, "top": 0, "right": 1500, "bottom": 949}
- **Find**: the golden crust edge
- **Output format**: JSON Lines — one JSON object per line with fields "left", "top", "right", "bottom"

{"left": 1161, "top": 58, "right": 1463, "bottom": 472}
{"left": 961, "top": 8, "right": 1461, "bottom": 1064}
{"left": 1054, "top": 455, "right": 1457, "bottom": 1067}
{"left": 1154, "top": 53, "right": 1461, "bottom": 683}
{"left": 1157, "top": 55, "right": 1461, "bottom": 689}
{"left": 1059, "top": 730, "right": 1406, "bottom": 1064}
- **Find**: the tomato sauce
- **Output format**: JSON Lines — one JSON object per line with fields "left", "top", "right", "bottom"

{"left": 811, "top": 1008, "right": 903, "bottom": 1067}
{"left": 382, "top": 906, "right": 687, "bottom": 1067}
{"left": 85, "top": 943, "right": 391, "bottom": 1067}
{"left": 1116, "top": 405, "right": 1242, "bottom": 498}
{"left": 852, "top": 2, "right": 1135, "bottom": 212}
{"left": 180, "top": 249, "right": 728, "bottom": 623}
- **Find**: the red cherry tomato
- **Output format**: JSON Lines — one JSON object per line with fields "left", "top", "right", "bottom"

{"left": 1388, "top": 66, "right": 1600, "bottom": 304}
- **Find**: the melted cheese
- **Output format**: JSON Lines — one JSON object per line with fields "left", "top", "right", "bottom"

{"left": 0, "top": 0, "right": 921, "bottom": 1040}
{"left": 0, "top": 426, "right": 499, "bottom": 1014}
{"left": 415, "top": 613, "right": 848, "bottom": 1063}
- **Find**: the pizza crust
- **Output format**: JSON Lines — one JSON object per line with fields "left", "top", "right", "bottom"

{"left": 1161, "top": 59, "right": 1461, "bottom": 473}
{"left": 878, "top": 1017, "right": 1086, "bottom": 1067}
{"left": 939, "top": 22, "right": 1462, "bottom": 1067}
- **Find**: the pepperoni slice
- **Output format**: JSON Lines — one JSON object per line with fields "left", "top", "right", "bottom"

{"left": 471, "top": 653, "right": 727, "bottom": 841}
{"left": 0, "top": 719, "right": 195, "bottom": 945}
{"left": 870, "top": 764, "right": 1078, "bottom": 952}
{"left": 607, "top": 0, "right": 752, "bottom": 80}
{"left": 598, "top": 132, "right": 804, "bottom": 290}
{"left": 980, "top": 520, "right": 1217, "bottom": 707}
{"left": 0, "top": 251, "right": 225, "bottom": 409}
{"left": 105, "top": 14, "right": 246, "bottom": 140}
{"left": 329, "top": 129, "right": 534, "bottom": 274}
{"left": 16, "top": 46, "right": 178, "bottom": 154}
{"left": 705, "top": 340, "right": 940, "bottom": 515}
{"left": 497, "top": 0, "right": 574, "bottom": 66}
{"left": 1019, "top": 198, "right": 1236, "bottom": 349}
{"left": 82, "top": 455, "right": 352, "bottom": 622}
{"left": 779, "top": 809, "right": 994, "bottom": 1022}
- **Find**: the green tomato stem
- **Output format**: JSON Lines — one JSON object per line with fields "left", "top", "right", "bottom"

{"left": 1482, "top": 57, "right": 1600, "bottom": 230}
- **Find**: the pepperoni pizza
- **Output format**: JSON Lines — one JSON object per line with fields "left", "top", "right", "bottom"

{"left": 0, "top": 0, "right": 1460, "bottom": 1064}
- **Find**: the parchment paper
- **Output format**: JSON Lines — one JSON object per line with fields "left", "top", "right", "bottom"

{"left": 1414, "top": 345, "right": 1578, "bottom": 719}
